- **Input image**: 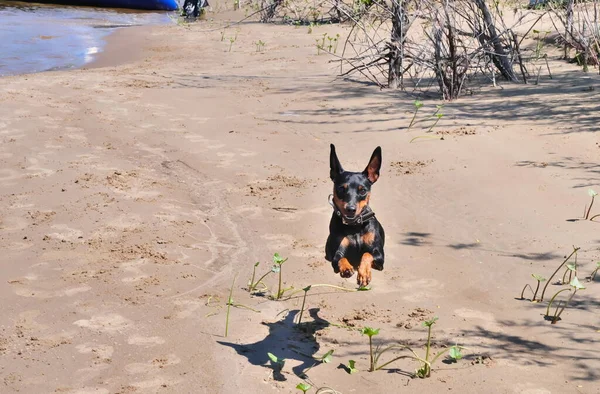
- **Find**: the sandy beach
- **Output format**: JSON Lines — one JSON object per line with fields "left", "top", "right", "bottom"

{"left": 1, "top": 2, "right": 599, "bottom": 393}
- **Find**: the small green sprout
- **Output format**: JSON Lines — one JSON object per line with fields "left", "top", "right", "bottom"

{"left": 268, "top": 352, "right": 286, "bottom": 370}
{"left": 546, "top": 277, "right": 586, "bottom": 324}
{"left": 540, "top": 246, "right": 580, "bottom": 302}
{"left": 255, "top": 40, "right": 266, "bottom": 52}
{"left": 562, "top": 262, "right": 577, "bottom": 284}
{"left": 361, "top": 318, "right": 455, "bottom": 378}
{"left": 361, "top": 327, "right": 380, "bottom": 371}
{"left": 427, "top": 113, "right": 443, "bottom": 133}
{"left": 448, "top": 345, "right": 464, "bottom": 362}
{"left": 590, "top": 262, "right": 600, "bottom": 281}
{"left": 521, "top": 273, "right": 546, "bottom": 302}
{"left": 585, "top": 189, "right": 597, "bottom": 220}
{"left": 228, "top": 35, "right": 237, "bottom": 52}
{"left": 225, "top": 275, "right": 236, "bottom": 337}
{"left": 248, "top": 261, "right": 260, "bottom": 292}
{"left": 297, "top": 285, "right": 312, "bottom": 325}
{"left": 296, "top": 383, "right": 311, "bottom": 393}
{"left": 346, "top": 359, "right": 358, "bottom": 374}
{"left": 408, "top": 100, "right": 424, "bottom": 131}
{"left": 273, "top": 253, "right": 289, "bottom": 299}
{"left": 319, "top": 349, "right": 334, "bottom": 364}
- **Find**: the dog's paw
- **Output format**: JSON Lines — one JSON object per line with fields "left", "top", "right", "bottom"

{"left": 356, "top": 268, "right": 371, "bottom": 287}
{"left": 338, "top": 258, "right": 354, "bottom": 278}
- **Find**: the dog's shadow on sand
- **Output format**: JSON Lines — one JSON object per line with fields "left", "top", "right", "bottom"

{"left": 217, "top": 308, "right": 329, "bottom": 381}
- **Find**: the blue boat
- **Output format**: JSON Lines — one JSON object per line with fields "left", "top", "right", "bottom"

{"left": 8, "top": 0, "right": 179, "bottom": 11}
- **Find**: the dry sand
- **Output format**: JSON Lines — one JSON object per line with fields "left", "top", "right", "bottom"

{"left": 1, "top": 3, "right": 599, "bottom": 394}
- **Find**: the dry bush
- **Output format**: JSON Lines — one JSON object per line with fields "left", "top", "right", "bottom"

{"left": 338, "top": 0, "right": 541, "bottom": 99}
{"left": 547, "top": 0, "right": 600, "bottom": 72}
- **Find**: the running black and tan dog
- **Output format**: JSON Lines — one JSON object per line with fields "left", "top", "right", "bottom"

{"left": 325, "top": 144, "right": 385, "bottom": 287}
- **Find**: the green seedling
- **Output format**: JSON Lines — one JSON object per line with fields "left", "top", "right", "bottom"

{"left": 325, "top": 34, "right": 340, "bottom": 54}
{"left": 532, "top": 29, "right": 551, "bottom": 60}
{"left": 248, "top": 261, "right": 261, "bottom": 292}
{"left": 415, "top": 318, "right": 440, "bottom": 378}
{"left": 448, "top": 345, "right": 464, "bottom": 362}
{"left": 408, "top": 100, "right": 424, "bottom": 131}
{"left": 248, "top": 253, "right": 289, "bottom": 294}
{"left": 291, "top": 349, "right": 334, "bottom": 378}
{"left": 273, "top": 252, "right": 289, "bottom": 299}
{"left": 540, "top": 246, "right": 580, "bottom": 302}
{"left": 228, "top": 36, "right": 236, "bottom": 52}
{"left": 319, "top": 349, "right": 334, "bottom": 364}
{"left": 427, "top": 113, "right": 443, "bottom": 133}
{"left": 430, "top": 104, "right": 444, "bottom": 118}
{"left": 225, "top": 274, "right": 236, "bottom": 337}
{"left": 345, "top": 359, "right": 358, "bottom": 374}
{"left": 221, "top": 31, "right": 226, "bottom": 41}
{"left": 590, "top": 262, "right": 600, "bottom": 281}
{"left": 562, "top": 262, "right": 577, "bottom": 284}
{"left": 248, "top": 262, "right": 275, "bottom": 293}
{"left": 204, "top": 295, "right": 223, "bottom": 317}
{"left": 585, "top": 189, "right": 598, "bottom": 220}
{"left": 268, "top": 352, "right": 286, "bottom": 370}
{"left": 362, "top": 318, "right": 460, "bottom": 378}
{"left": 361, "top": 327, "right": 380, "bottom": 372}
{"left": 296, "top": 383, "right": 311, "bottom": 393}
{"left": 546, "top": 277, "right": 585, "bottom": 324}
{"left": 520, "top": 274, "right": 546, "bottom": 302}
{"left": 297, "top": 285, "right": 311, "bottom": 325}
{"left": 224, "top": 274, "right": 259, "bottom": 337}
{"left": 255, "top": 40, "right": 266, "bottom": 52}
{"left": 294, "top": 283, "right": 364, "bottom": 324}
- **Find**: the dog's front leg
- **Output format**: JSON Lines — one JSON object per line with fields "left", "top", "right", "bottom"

{"left": 357, "top": 252, "right": 373, "bottom": 287}
{"left": 332, "top": 237, "right": 354, "bottom": 278}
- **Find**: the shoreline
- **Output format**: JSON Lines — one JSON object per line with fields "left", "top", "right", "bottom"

{"left": 85, "top": 24, "right": 157, "bottom": 70}
{"left": 0, "top": 1, "right": 174, "bottom": 78}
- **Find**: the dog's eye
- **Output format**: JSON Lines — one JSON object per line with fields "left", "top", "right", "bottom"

{"left": 359, "top": 188, "right": 368, "bottom": 197}
{"left": 336, "top": 186, "right": 346, "bottom": 196}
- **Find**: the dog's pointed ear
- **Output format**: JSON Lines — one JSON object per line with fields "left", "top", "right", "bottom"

{"left": 330, "top": 144, "right": 344, "bottom": 181}
{"left": 363, "top": 146, "right": 382, "bottom": 184}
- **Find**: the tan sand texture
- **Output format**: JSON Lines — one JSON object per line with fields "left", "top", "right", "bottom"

{"left": 1, "top": 3, "right": 599, "bottom": 394}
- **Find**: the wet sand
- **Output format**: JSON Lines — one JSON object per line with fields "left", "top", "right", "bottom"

{"left": 0, "top": 0, "right": 172, "bottom": 76}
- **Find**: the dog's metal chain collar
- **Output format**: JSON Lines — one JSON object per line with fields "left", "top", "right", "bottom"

{"left": 328, "top": 194, "right": 376, "bottom": 226}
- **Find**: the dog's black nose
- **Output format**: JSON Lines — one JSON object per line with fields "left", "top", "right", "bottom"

{"left": 346, "top": 205, "right": 357, "bottom": 216}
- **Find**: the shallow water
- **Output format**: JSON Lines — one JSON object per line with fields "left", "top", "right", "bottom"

{"left": 0, "top": 1, "right": 175, "bottom": 76}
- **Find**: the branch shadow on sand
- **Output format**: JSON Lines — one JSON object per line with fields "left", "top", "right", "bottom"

{"left": 217, "top": 308, "right": 329, "bottom": 381}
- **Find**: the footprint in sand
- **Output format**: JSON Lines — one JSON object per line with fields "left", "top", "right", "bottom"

{"left": 260, "top": 233, "right": 296, "bottom": 251}
{"left": 0, "top": 168, "right": 23, "bottom": 184}
{"left": 74, "top": 313, "right": 132, "bottom": 333}
{"left": 1, "top": 215, "right": 29, "bottom": 231}
{"left": 172, "top": 297, "right": 204, "bottom": 319}
{"left": 24, "top": 157, "right": 54, "bottom": 178}
{"left": 48, "top": 224, "right": 84, "bottom": 242}
{"left": 127, "top": 335, "right": 166, "bottom": 347}
{"left": 76, "top": 343, "right": 114, "bottom": 360}
{"left": 125, "top": 354, "right": 181, "bottom": 375}
{"left": 12, "top": 283, "right": 91, "bottom": 299}
{"left": 120, "top": 258, "right": 150, "bottom": 283}
{"left": 234, "top": 206, "right": 263, "bottom": 219}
